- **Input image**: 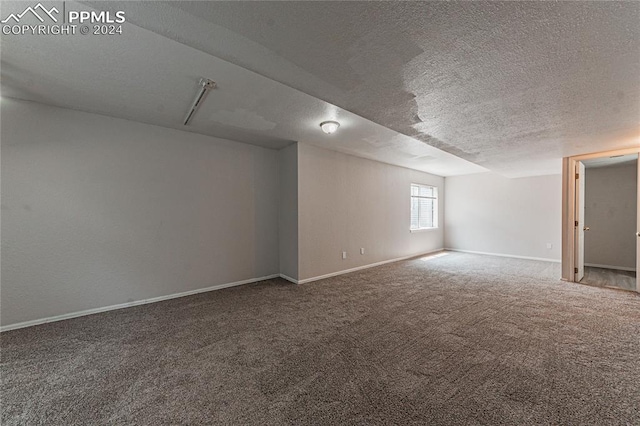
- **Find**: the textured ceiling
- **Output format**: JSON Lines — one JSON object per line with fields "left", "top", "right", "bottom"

{"left": 2, "top": 1, "right": 639, "bottom": 177}
{"left": 0, "top": 1, "right": 485, "bottom": 177}
{"left": 87, "top": 1, "right": 640, "bottom": 177}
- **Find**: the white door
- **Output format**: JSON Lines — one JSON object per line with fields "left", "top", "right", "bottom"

{"left": 575, "top": 161, "right": 586, "bottom": 282}
{"left": 636, "top": 154, "right": 639, "bottom": 292}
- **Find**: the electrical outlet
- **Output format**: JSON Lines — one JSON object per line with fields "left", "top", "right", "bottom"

{"left": 546, "top": 243, "right": 553, "bottom": 249}
{"left": 360, "top": 248, "right": 365, "bottom": 255}
{"left": 342, "top": 251, "right": 347, "bottom": 259}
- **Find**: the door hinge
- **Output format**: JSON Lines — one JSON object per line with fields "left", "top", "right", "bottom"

{"left": 575, "top": 221, "right": 579, "bottom": 226}
{"left": 574, "top": 267, "right": 578, "bottom": 273}
{"left": 575, "top": 173, "right": 579, "bottom": 179}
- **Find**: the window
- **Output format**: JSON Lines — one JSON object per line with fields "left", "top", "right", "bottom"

{"left": 410, "top": 184, "right": 438, "bottom": 230}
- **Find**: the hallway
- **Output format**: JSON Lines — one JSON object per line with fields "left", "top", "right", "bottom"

{"left": 581, "top": 266, "right": 636, "bottom": 292}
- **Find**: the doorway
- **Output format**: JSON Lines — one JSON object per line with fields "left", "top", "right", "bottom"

{"left": 577, "top": 155, "right": 637, "bottom": 290}
{"left": 562, "top": 148, "right": 640, "bottom": 292}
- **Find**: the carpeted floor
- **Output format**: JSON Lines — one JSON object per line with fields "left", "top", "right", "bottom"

{"left": 2, "top": 252, "right": 639, "bottom": 425}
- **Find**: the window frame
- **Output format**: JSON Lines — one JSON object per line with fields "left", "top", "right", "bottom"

{"left": 410, "top": 183, "right": 438, "bottom": 232}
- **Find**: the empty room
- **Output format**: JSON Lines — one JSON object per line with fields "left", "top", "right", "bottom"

{"left": 1, "top": 1, "right": 639, "bottom": 425}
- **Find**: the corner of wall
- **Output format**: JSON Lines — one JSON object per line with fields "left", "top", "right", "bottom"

{"left": 278, "top": 143, "right": 299, "bottom": 281}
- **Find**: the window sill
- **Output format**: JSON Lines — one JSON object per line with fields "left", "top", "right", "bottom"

{"left": 410, "top": 227, "right": 438, "bottom": 233}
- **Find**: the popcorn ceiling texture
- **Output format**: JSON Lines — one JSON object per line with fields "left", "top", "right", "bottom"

{"left": 2, "top": 1, "right": 485, "bottom": 177}
{"left": 2, "top": 252, "right": 639, "bottom": 424}
{"left": 105, "top": 1, "right": 640, "bottom": 177}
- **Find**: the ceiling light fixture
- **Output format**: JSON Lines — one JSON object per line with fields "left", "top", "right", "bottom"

{"left": 183, "top": 78, "right": 216, "bottom": 126}
{"left": 320, "top": 120, "right": 340, "bottom": 134}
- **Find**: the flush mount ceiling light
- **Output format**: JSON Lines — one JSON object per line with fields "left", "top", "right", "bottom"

{"left": 319, "top": 120, "right": 340, "bottom": 134}
{"left": 183, "top": 78, "right": 216, "bottom": 126}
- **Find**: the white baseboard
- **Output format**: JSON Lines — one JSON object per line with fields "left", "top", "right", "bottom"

{"left": 445, "top": 248, "right": 561, "bottom": 263}
{"left": 585, "top": 263, "right": 636, "bottom": 272}
{"left": 279, "top": 274, "right": 299, "bottom": 284}
{"left": 0, "top": 274, "right": 280, "bottom": 333}
{"left": 296, "top": 249, "right": 445, "bottom": 285}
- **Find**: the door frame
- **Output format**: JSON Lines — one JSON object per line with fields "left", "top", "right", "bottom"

{"left": 562, "top": 147, "right": 640, "bottom": 287}
{"left": 575, "top": 161, "right": 586, "bottom": 282}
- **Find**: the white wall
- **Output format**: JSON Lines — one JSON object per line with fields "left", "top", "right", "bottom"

{"left": 585, "top": 162, "right": 637, "bottom": 270}
{"left": 1, "top": 99, "right": 280, "bottom": 327}
{"left": 445, "top": 172, "right": 562, "bottom": 261}
{"left": 298, "top": 144, "right": 444, "bottom": 281}
{"left": 278, "top": 143, "right": 298, "bottom": 280}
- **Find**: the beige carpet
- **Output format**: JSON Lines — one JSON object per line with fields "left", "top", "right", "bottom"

{"left": 2, "top": 252, "right": 639, "bottom": 425}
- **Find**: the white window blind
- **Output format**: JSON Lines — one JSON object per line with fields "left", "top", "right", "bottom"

{"left": 410, "top": 184, "right": 438, "bottom": 230}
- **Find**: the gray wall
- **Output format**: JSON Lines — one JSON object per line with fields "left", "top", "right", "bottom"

{"left": 298, "top": 144, "right": 445, "bottom": 281}
{"left": 445, "top": 172, "right": 562, "bottom": 261}
{"left": 278, "top": 143, "right": 298, "bottom": 280}
{"left": 584, "top": 162, "right": 637, "bottom": 270}
{"left": 1, "top": 99, "right": 280, "bottom": 327}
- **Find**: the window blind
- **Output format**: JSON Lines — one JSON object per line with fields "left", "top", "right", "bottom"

{"left": 410, "top": 184, "right": 438, "bottom": 230}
